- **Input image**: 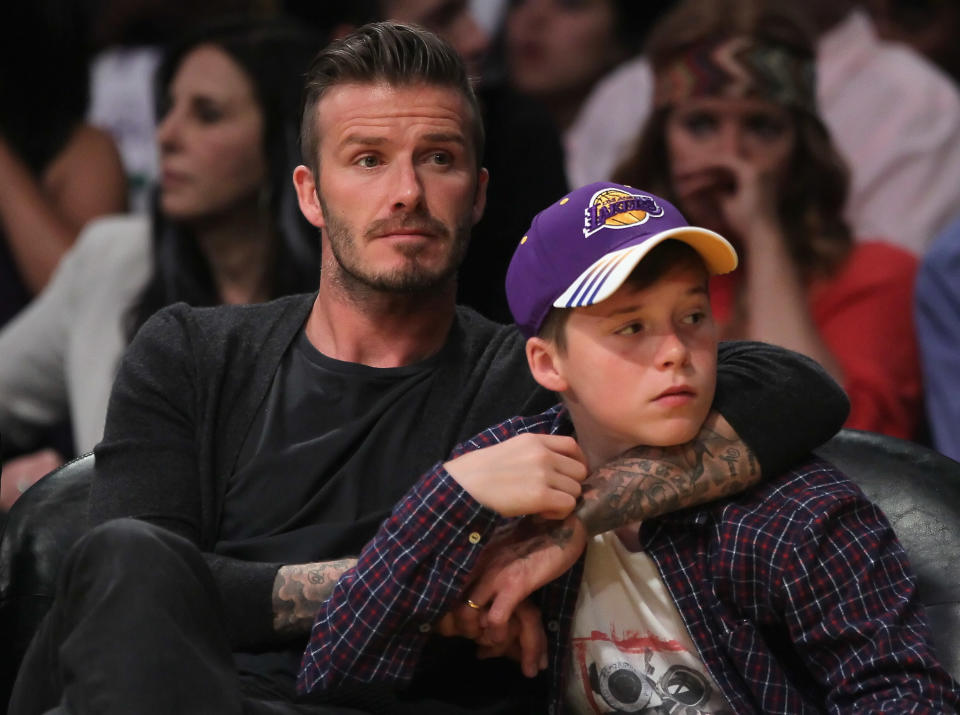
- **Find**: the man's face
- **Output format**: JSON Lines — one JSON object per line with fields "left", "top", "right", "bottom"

{"left": 295, "top": 82, "right": 488, "bottom": 294}
{"left": 546, "top": 260, "right": 718, "bottom": 459}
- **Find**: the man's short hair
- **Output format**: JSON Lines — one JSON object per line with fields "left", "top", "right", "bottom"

{"left": 299, "top": 21, "right": 486, "bottom": 173}
{"left": 538, "top": 240, "right": 708, "bottom": 352}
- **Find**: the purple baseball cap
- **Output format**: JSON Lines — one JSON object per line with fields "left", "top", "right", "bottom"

{"left": 506, "top": 182, "right": 738, "bottom": 338}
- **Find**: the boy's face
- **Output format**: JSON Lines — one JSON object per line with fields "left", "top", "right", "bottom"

{"left": 539, "top": 260, "right": 718, "bottom": 459}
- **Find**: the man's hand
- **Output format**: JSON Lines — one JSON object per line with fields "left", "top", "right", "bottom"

{"left": 444, "top": 433, "right": 588, "bottom": 519}
{"left": 435, "top": 599, "right": 548, "bottom": 678}
{"left": 464, "top": 514, "right": 587, "bottom": 645}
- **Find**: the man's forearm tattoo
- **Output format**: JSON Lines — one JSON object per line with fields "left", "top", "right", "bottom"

{"left": 272, "top": 558, "right": 357, "bottom": 636}
{"left": 576, "top": 412, "right": 760, "bottom": 536}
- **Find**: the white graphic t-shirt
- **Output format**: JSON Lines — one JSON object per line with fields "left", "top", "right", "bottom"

{"left": 564, "top": 531, "right": 731, "bottom": 713}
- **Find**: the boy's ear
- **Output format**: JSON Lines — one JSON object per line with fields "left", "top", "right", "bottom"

{"left": 525, "top": 336, "right": 569, "bottom": 393}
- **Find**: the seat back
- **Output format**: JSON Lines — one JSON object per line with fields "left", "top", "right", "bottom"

{"left": 0, "top": 453, "right": 93, "bottom": 712}
{"left": 814, "top": 429, "right": 960, "bottom": 680}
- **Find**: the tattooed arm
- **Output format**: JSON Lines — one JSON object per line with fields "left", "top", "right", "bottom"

{"left": 577, "top": 411, "right": 755, "bottom": 535}
{"left": 272, "top": 559, "right": 358, "bottom": 637}
{"left": 465, "top": 413, "right": 757, "bottom": 632}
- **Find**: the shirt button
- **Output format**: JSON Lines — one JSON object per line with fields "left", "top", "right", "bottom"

{"left": 547, "top": 620, "right": 560, "bottom": 633}
{"left": 418, "top": 623, "right": 431, "bottom": 633}
{"left": 468, "top": 531, "right": 482, "bottom": 544}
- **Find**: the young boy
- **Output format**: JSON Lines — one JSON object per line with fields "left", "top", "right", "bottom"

{"left": 299, "top": 183, "right": 960, "bottom": 712}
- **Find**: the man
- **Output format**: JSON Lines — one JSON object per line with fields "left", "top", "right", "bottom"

{"left": 9, "top": 23, "right": 846, "bottom": 715}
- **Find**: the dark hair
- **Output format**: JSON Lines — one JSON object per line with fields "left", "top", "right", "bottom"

{"left": 299, "top": 21, "right": 485, "bottom": 173}
{"left": 539, "top": 240, "right": 706, "bottom": 351}
{"left": 613, "top": 0, "right": 851, "bottom": 279}
{"left": 129, "top": 17, "right": 322, "bottom": 339}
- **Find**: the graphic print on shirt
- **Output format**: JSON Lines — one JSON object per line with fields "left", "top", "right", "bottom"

{"left": 564, "top": 532, "right": 731, "bottom": 714}
{"left": 570, "top": 628, "right": 731, "bottom": 713}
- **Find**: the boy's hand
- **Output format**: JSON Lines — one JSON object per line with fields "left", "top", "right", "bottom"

{"left": 444, "top": 434, "right": 588, "bottom": 519}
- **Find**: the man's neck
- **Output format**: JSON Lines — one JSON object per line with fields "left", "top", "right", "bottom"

{"left": 305, "top": 276, "right": 457, "bottom": 368}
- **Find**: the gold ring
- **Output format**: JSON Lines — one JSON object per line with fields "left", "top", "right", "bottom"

{"left": 465, "top": 599, "right": 482, "bottom": 610}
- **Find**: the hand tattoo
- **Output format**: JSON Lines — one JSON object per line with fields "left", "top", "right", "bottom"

{"left": 576, "top": 412, "right": 759, "bottom": 536}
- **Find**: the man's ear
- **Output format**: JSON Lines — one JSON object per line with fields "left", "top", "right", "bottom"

{"left": 293, "top": 165, "right": 324, "bottom": 229}
{"left": 526, "top": 336, "right": 568, "bottom": 393}
{"left": 471, "top": 167, "right": 489, "bottom": 226}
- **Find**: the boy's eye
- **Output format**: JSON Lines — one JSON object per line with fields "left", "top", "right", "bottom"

{"left": 682, "top": 310, "right": 706, "bottom": 325}
{"left": 615, "top": 322, "right": 643, "bottom": 336}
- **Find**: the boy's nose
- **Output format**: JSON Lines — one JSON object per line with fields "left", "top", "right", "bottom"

{"left": 656, "top": 331, "right": 690, "bottom": 368}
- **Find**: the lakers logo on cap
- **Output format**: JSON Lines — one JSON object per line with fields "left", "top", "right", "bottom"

{"left": 582, "top": 188, "right": 664, "bottom": 238}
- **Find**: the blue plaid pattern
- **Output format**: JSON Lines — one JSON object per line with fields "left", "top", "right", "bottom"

{"left": 299, "top": 406, "right": 960, "bottom": 713}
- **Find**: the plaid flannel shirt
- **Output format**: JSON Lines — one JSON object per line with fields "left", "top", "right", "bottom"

{"left": 299, "top": 405, "right": 960, "bottom": 713}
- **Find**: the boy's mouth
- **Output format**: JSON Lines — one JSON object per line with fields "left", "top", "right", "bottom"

{"left": 653, "top": 385, "right": 696, "bottom": 406}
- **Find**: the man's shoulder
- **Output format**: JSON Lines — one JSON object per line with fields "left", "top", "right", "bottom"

{"left": 131, "top": 293, "right": 315, "bottom": 368}
{"left": 149, "top": 293, "right": 314, "bottom": 336}
{"left": 452, "top": 305, "right": 528, "bottom": 361}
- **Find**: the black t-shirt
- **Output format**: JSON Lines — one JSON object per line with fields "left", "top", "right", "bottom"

{"left": 220, "top": 330, "right": 449, "bottom": 564}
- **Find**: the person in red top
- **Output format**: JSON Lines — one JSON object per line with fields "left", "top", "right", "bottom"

{"left": 613, "top": 0, "right": 921, "bottom": 439}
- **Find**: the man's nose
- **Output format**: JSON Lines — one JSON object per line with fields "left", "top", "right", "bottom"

{"left": 390, "top": 158, "right": 425, "bottom": 211}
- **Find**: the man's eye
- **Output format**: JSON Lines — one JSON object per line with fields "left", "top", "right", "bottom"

{"left": 430, "top": 151, "right": 452, "bottom": 165}
{"left": 357, "top": 155, "right": 380, "bottom": 168}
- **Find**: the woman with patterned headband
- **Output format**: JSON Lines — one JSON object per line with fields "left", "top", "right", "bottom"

{"left": 613, "top": 0, "right": 922, "bottom": 441}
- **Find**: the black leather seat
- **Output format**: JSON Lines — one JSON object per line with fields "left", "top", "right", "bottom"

{"left": 813, "top": 429, "right": 960, "bottom": 679}
{"left": 0, "top": 452, "right": 92, "bottom": 711}
{"left": 2, "top": 432, "right": 960, "bottom": 711}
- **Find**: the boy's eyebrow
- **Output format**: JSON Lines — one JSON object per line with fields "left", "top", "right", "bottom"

{"left": 598, "top": 285, "right": 709, "bottom": 317}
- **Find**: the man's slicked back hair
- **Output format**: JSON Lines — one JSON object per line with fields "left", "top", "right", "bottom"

{"left": 299, "top": 21, "right": 485, "bottom": 173}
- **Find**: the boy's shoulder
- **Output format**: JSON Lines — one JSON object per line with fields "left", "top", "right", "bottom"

{"left": 714, "top": 456, "right": 875, "bottom": 531}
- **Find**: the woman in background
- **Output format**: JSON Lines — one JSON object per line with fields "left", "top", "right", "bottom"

{"left": 0, "top": 18, "right": 321, "bottom": 508}
{"left": 614, "top": 0, "right": 922, "bottom": 439}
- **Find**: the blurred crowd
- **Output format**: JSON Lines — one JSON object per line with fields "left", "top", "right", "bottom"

{"left": 2, "top": 0, "right": 960, "bottom": 510}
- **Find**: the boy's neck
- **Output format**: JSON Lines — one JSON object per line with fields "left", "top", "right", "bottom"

{"left": 565, "top": 404, "right": 637, "bottom": 472}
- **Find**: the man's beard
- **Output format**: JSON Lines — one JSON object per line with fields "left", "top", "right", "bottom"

{"left": 321, "top": 199, "right": 472, "bottom": 294}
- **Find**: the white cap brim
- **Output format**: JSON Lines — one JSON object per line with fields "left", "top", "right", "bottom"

{"left": 553, "top": 227, "right": 738, "bottom": 309}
